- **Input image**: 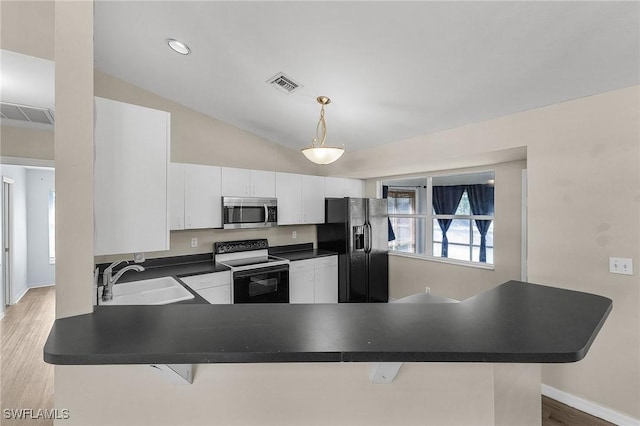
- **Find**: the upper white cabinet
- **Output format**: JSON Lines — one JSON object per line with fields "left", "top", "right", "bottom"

{"left": 276, "top": 173, "right": 302, "bottom": 225}
{"left": 302, "top": 175, "right": 325, "bottom": 224}
{"left": 324, "top": 177, "right": 364, "bottom": 198}
{"left": 222, "top": 167, "right": 275, "bottom": 198}
{"left": 170, "top": 163, "right": 222, "bottom": 230}
{"left": 94, "top": 97, "right": 170, "bottom": 256}
{"left": 276, "top": 173, "right": 325, "bottom": 225}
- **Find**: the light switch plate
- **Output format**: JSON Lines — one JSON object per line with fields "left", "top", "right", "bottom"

{"left": 609, "top": 257, "right": 633, "bottom": 275}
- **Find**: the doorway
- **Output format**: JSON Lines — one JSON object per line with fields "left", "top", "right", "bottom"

{"left": 2, "top": 177, "right": 14, "bottom": 310}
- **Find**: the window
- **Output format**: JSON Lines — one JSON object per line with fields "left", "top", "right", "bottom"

{"left": 48, "top": 191, "right": 55, "bottom": 264}
{"left": 383, "top": 171, "right": 494, "bottom": 266}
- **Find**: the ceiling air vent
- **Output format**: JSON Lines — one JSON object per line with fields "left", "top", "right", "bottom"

{"left": 266, "top": 72, "right": 302, "bottom": 94}
{"left": 0, "top": 102, "right": 54, "bottom": 125}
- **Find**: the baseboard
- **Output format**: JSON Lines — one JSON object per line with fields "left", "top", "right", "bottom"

{"left": 13, "top": 286, "right": 29, "bottom": 304}
{"left": 0, "top": 310, "right": 5, "bottom": 321}
{"left": 29, "top": 282, "right": 55, "bottom": 289}
{"left": 542, "top": 384, "right": 640, "bottom": 426}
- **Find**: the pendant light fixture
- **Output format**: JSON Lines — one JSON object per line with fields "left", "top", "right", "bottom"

{"left": 301, "top": 96, "right": 345, "bottom": 165}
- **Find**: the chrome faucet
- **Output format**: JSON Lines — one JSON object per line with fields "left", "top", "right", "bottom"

{"left": 101, "top": 260, "right": 145, "bottom": 302}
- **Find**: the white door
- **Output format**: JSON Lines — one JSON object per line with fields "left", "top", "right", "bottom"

{"left": 314, "top": 256, "right": 338, "bottom": 303}
{"left": 289, "top": 259, "right": 315, "bottom": 303}
{"left": 301, "top": 175, "right": 325, "bottom": 224}
{"left": 276, "top": 173, "right": 302, "bottom": 225}
{"left": 185, "top": 164, "right": 222, "bottom": 229}
{"left": 2, "top": 178, "right": 13, "bottom": 307}
{"left": 94, "top": 97, "right": 170, "bottom": 255}
{"left": 324, "top": 177, "right": 345, "bottom": 198}
{"left": 221, "top": 167, "right": 251, "bottom": 196}
{"left": 250, "top": 170, "right": 276, "bottom": 198}
{"left": 168, "top": 163, "right": 185, "bottom": 230}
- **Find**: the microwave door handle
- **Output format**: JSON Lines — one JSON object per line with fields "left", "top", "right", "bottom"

{"left": 264, "top": 204, "right": 268, "bottom": 225}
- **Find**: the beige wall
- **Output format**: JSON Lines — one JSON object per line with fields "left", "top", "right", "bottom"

{"left": 0, "top": 0, "right": 54, "bottom": 60}
{"left": 0, "top": 126, "right": 55, "bottom": 160}
{"left": 328, "top": 86, "right": 640, "bottom": 419}
{"left": 55, "top": 362, "right": 540, "bottom": 426}
{"left": 374, "top": 160, "right": 525, "bottom": 302}
{"left": 94, "top": 71, "right": 318, "bottom": 175}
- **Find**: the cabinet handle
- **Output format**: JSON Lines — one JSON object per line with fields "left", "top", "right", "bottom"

{"left": 188, "top": 215, "right": 192, "bottom": 227}
{"left": 252, "top": 185, "right": 255, "bottom": 195}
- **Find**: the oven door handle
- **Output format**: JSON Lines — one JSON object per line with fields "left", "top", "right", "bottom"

{"left": 264, "top": 204, "right": 268, "bottom": 225}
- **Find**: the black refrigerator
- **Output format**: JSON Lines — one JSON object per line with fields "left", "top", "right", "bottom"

{"left": 317, "top": 198, "right": 389, "bottom": 303}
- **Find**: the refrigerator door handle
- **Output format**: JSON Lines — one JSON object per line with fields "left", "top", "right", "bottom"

{"left": 364, "top": 223, "right": 372, "bottom": 253}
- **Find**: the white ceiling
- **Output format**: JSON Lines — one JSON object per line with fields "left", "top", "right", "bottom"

{"left": 93, "top": 1, "right": 639, "bottom": 152}
{"left": 7, "top": 2, "right": 637, "bottom": 153}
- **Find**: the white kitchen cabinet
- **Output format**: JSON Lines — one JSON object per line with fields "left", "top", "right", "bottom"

{"left": 289, "top": 259, "right": 315, "bottom": 304}
{"left": 344, "top": 178, "right": 364, "bottom": 197}
{"left": 170, "top": 163, "right": 222, "bottom": 230}
{"left": 94, "top": 97, "right": 170, "bottom": 256}
{"left": 289, "top": 256, "right": 338, "bottom": 304}
{"left": 302, "top": 175, "right": 325, "bottom": 224}
{"left": 324, "top": 177, "right": 364, "bottom": 198}
{"left": 169, "top": 163, "right": 186, "bottom": 230}
{"left": 180, "top": 271, "right": 231, "bottom": 304}
{"left": 276, "top": 172, "right": 303, "bottom": 225}
{"left": 276, "top": 173, "right": 325, "bottom": 225}
{"left": 221, "top": 167, "right": 275, "bottom": 198}
{"left": 314, "top": 255, "right": 339, "bottom": 303}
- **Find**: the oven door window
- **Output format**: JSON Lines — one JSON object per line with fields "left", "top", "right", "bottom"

{"left": 233, "top": 265, "right": 289, "bottom": 303}
{"left": 225, "top": 206, "right": 266, "bottom": 224}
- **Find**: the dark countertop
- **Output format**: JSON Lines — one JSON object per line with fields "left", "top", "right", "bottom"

{"left": 45, "top": 281, "right": 611, "bottom": 365}
{"left": 96, "top": 254, "right": 231, "bottom": 305}
{"left": 269, "top": 243, "right": 337, "bottom": 261}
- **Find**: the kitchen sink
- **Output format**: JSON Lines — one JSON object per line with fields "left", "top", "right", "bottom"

{"left": 99, "top": 276, "right": 194, "bottom": 305}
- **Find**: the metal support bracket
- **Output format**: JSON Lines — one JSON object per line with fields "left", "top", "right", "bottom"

{"left": 150, "top": 364, "right": 193, "bottom": 384}
{"left": 370, "top": 362, "right": 403, "bottom": 384}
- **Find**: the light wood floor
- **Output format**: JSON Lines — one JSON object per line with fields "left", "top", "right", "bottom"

{"left": 1, "top": 286, "right": 55, "bottom": 426}
{"left": 0, "top": 287, "right": 617, "bottom": 426}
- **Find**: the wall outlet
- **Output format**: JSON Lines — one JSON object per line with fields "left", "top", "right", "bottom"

{"left": 190, "top": 237, "right": 198, "bottom": 248}
{"left": 609, "top": 257, "right": 633, "bottom": 275}
{"left": 292, "top": 231, "right": 297, "bottom": 239}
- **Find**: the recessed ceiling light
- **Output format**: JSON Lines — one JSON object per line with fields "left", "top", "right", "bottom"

{"left": 167, "top": 39, "right": 190, "bottom": 55}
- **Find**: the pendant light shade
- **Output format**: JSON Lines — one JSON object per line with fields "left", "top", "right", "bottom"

{"left": 301, "top": 96, "right": 345, "bottom": 165}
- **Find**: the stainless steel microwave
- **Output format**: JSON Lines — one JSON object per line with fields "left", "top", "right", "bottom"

{"left": 223, "top": 197, "right": 278, "bottom": 229}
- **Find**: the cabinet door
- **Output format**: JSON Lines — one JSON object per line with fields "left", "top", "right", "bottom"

{"left": 197, "top": 285, "right": 231, "bottom": 304}
{"left": 302, "top": 175, "right": 325, "bottom": 224}
{"left": 185, "top": 164, "right": 222, "bottom": 229}
{"left": 169, "top": 163, "right": 185, "bottom": 230}
{"left": 324, "top": 177, "right": 345, "bottom": 198}
{"left": 250, "top": 170, "right": 276, "bottom": 198}
{"left": 221, "top": 167, "right": 251, "bottom": 196}
{"left": 276, "top": 172, "right": 302, "bottom": 225}
{"left": 344, "top": 179, "right": 364, "bottom": 197}
{"left": 289, "top": 260, "right": 315, "bottom": 303}
{"left": 94, "top": 97, "right": 170, "bottom": 255}
{"left": 314, "top": 256, "right": 339, "bottom": 303}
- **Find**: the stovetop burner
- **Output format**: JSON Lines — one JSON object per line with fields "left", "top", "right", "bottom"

{"left": 220, "top": 255, "right": 287, "bottom": 268}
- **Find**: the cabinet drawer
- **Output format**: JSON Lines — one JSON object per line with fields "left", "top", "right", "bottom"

{"left": 180, "top": 271, "right": 230, "bottom": 291}
{"left": 316, "top": 255, "right": 338, "bottom": 268}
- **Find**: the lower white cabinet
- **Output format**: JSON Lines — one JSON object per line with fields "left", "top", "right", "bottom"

{"left": 180, "top": 271, "right": 231, "bottom": 304}
{"left": 289, "top": 256, "right": 338, "bottom": 304}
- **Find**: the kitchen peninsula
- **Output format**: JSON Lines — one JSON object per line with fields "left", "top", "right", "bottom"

{"left": 45, "top": 281, "right": 611, "bottom": 425}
